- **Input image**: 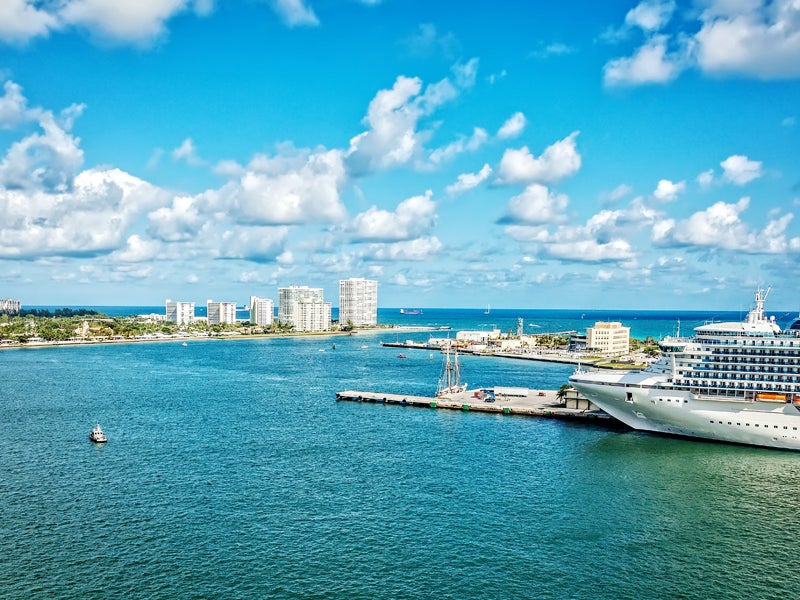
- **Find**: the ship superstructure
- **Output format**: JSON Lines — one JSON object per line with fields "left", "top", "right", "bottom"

{"left": 570, "top": 289, "right": 800, "bottom": 450}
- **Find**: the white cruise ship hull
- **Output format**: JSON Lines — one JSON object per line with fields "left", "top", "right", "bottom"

{"left": 571, "top": 371, "right": 800, "bottom": 451}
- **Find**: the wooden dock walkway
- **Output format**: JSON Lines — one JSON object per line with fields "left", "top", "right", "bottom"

{"left": 335, "top": 388, "right": 617, "bottom": 424}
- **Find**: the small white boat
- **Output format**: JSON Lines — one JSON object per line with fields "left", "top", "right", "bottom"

{"left": 181, "top": 341, "right": 188, "bottom": 347}
{"left": 89, "top": 424, "right": 107, "bottom": 443}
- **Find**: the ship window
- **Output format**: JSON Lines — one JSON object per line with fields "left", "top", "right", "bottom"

{"left": 709, "top": 420, "right": 714, "bottom": 424}
{"left": 775, "top": 425, "right": 779, "bottom": 429}
{"left": 746, "top": 423, "right": 750, "bottom": 426}
{"left": 728, "top": 422, "right": 732, "bottom": 425}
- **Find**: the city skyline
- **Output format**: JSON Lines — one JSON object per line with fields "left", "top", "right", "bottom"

{"left": 1, "top": 1, "right": 799, "bottom": 311}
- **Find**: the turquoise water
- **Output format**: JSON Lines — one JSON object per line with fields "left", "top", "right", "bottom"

{"left": 3, "top": 323, "right": 800, "bottom": 598}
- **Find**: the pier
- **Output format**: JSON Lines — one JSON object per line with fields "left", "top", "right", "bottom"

{"left": 336, "top": 387, "right": 619, "bottom": 424}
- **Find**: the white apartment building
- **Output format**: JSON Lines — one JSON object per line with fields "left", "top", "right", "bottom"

{"left": 586, "top": 321, "right": 630, "bottom": 356}
{"left": 249, "top": 296, "right": 274, "bottom": 326}
{"left": 294, "top": 298, "right": 332, "bottom": 332}
{"left": 338, "top": 278, "right": 378, "bottom": 327}
{"left": 0, "top": 299, "right": 21, "bottom": 314}
{"left": 166, "top": 300, "right": 195, "bottom": 325}
{"left": 207, "top": 300, "right": 237, "bottom": 325}
{"left": 278, "top": 286, "right": 324, "bottom": 326}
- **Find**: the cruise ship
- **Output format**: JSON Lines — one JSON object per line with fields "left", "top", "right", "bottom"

{"left": 570, "top": 289, "right": 800, "bottom": 451}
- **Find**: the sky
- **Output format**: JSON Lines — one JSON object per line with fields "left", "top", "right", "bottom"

{"left": 0, "top": 0, "right": 799, "bottom": 311}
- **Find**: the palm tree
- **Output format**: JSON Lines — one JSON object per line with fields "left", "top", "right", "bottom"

{"left": 556, "top": 384, "right": 571, "bottom": 405}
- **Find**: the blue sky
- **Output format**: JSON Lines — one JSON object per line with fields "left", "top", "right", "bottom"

{"left": 1, "top": 0, "right": 799, "bottom": 311}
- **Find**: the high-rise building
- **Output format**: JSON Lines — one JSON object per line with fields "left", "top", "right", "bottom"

{"left": 249, "top": 296, "right": 274, "bottom": 326}
{"left": 294, "top": 298, "right": 332, "bottom": 332}
{"left": 166, "top": 300, "right": 195, "bottom": 325}
{"left": 0, "top": 299, "right": 21, "bottom": 315}
{"left": 207, "top": 300, "right": 237, "bottom": 325}
{"left": 278, "top": 286, "right": 324, "bottom": 325}
{"left": 338, "top": 278, "right": 378, "bottom": 327}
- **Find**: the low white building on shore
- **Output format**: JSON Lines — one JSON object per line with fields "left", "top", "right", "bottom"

{"left": 586, "top": 321, "right": 630, "bottom": 356}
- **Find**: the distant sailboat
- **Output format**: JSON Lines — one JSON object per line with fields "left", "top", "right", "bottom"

{"left": 484, "top": 304, "right": 490, "bottom": 315}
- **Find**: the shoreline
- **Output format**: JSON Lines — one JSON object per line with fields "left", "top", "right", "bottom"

{"left": 0, "top": 325, "right": 442, "bottom": 351}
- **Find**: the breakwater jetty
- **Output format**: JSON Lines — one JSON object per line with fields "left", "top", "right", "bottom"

{"left": 336, "top": 387, "right": 620, "bottom": 425}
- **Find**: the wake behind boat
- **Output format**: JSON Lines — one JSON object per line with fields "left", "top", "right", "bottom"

{"left": 570, "top": 289, "right": 800, "bottom": 451}
{"left": 89, "top": 424, "right": 107, "bottom": 443}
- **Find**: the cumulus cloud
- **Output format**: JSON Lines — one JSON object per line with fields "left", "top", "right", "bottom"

{"left": 603, "top": 0, "right": 800, "bottom": 86}
{"left": 695, "top": 0, "right": 800, "bottom": 79}
{"left": 497, "top": 112, "right": 527, "bottom": 139}
{"left": 366, "top": 236, "right": 443, "bottom": 261}
{"left": 230, "top": 148, "right": 347, "bottom": 225}
{"left": 505, "top": 197, "right": 658, "bottom": 263}
{"left": 429, "top": 127, "right": 487, "bottom": 165}
{"left": 171, "top": 137, "right": 204, "bottom": 166}
{"left": 501, "top": 183, "right": 569, "bottom": 224}
{"left": 496, "top": 131, "right": 581, "bottom": 185}
{"left": 0, "top": 0, "right": 59, "bottom": 44}
{"left": 217, "top": 225, "right": 290, "bottom": 262}
{"left": 0, "top": 167, "right": 169, "bottom": 259}
{"left": 607, "top": 183, "right": 633, "bottom": 201}
{"left": 0, "top": 81, "right": 32, "bottom": 127}
{"left": 653, "top": 178, "right": 685, "bottom": 201}
{"left": 720, "top": 154, "right": 763, "bottom": 185}
{"left": 59, "top": 0, "right": 191, "bottom": 44}
{"left": 111, "top": 234, "right": 163, "bottom": 263}
{"left": 625, "top": 0, "right": 675, "bottom": 31}
{"left": 347, "top": 62, "right": 477, "bottom": 176}
{"left": 697, "top": 169, "right": 714, "bottom": 188}
{"left": 652, "top": 197, "right": 800, "bottom": 253}
{"left": 147, "top": 194, "right": 208, "bottom": 242}
{"left": 604, "top": 35, "right": 683, "bottom": 86}
{"left": 446, "top": 164, "right": 492, "bottom": 195}
{"left": 0, "top": 102, "right": 84, "bottom": 193}
{"left": 351, "top": 190, "right": 436, "bottom": 241}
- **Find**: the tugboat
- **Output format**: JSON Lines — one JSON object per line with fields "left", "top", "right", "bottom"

{"left": 89, "top": 424, "right": 107, "bottom": 443}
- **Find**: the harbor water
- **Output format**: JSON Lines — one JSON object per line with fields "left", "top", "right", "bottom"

{"left": 2, "top": 309, "right": 800, "bottom": 598}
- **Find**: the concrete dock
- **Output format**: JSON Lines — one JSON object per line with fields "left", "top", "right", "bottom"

{"left": 336, "top": 387, "right": 620, "bottom": 424}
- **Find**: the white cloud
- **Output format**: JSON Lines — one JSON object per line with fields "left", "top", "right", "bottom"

{"left": 59, "top": 0, "right": 190, "bottom": 44}
{"left": 720, "top": 154, "right": 763, "bottom": 185}
{"left": 0, "top": 167, "right": 169, "bottom": 259}
{"left": 347, "top": 64, "right": 476, "bottom": 176}
{"left": 695, "top": 0, "right": 800, "bottom": 79}
{"left": 230, "top": 148, "right": 348, "bottom": 225}
{"left": 446, "top": 164, "right": 492, "bottom": 195}
{"left": 351, "top": 190, "right": 436, "bottom": 241}
{"left": 604, "top": 35, "right": 683, "bottom": 86}
{"left": 653, "top": 178, "right": 686, "bottom": 201}
{"left": 147, "top": 194, "right": 208, "bottom": 242}
{"left": 391, "top": 273, "right": 408, "bottom": 285}
{"left": 608, "top": 183, "right": 633, "bottom": 201}
{"left": 496, "top": 131, "right": 581, "bottom": 185}
{"left": 0, "top": 0, "right": 59, "bottom": 44}
{"left": 497, "top": 112, "right": 526, "bottom": 139}
{"left": 0, "top": 81, "right": 31, "bottom": 128}
{"left": 271, "top": 0, "right": 318, "bottom": 27}
{"left": 652, "top": 197, "right": 800, "bottom": 253}
{"left": 503, "top": 183, "right": 568, "bottom": 224}
{"left": 111, "top": 234, "right": 162, "bottom": 263}
{"left": 429, "top": 127, "right": 488, "bottom": 165}
{"left": 697, "top": 168, "right": 715, "bottom": 188}
{"left": 625, "top": 0, "right": 675, "bottom": 31}
{"left": 367, "top": 236, "right": 443, "bottom": 261}
{"left": 171, "top": 137, "right": 204, "bottom": 166}
{"left": 217, "top": 225, "right": 289, "bottom": 262}
{"left": 0, "top": 110, "right": 84, "bottom": 193}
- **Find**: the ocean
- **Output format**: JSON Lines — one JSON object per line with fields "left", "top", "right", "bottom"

{"left": 2, "top": 309, "right": 800, "bottom": 598}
